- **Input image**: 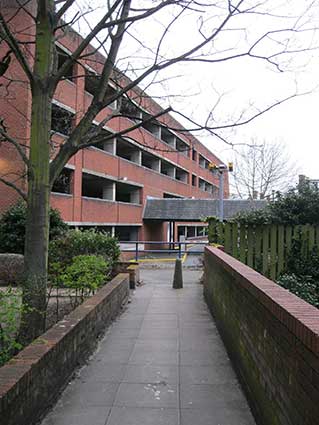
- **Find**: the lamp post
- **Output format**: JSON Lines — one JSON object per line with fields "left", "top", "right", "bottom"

{"left": 208, "top": 162, "right": 233, "bottom": 222}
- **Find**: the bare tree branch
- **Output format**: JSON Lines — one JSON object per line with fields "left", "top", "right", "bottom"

{"left": 55, "top": 0, "right": 76, "bottom": 21}
{"left": 0, "top": 175, "right": 27, "bottom": 201}
{"left": 0, "top": 129, "right": 30, "bottom": 166}
{"left": 0, "top": 12, "right": 34, "bottom": 83}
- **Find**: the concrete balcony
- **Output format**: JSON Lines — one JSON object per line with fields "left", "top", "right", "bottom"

{"left": 50, "top": 193, "right": 74, "bottom": 222}
{"left": 81, "top": 197, "right": 142, "bottom": 224}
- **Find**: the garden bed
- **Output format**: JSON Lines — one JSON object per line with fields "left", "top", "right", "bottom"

{"left": 0, "top": 273, "right": 130, "bottom": 425}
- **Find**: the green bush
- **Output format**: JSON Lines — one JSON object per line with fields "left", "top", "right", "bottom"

{"left": 49, "top": 229, "right": 120, "bottom": 269}
{"left": 277, "top": 274, "right": 319, "bottom": 308}
{"left": 0, "top": 288, "right": 23, "bottom": 366}
{"left": 233, "top": 182, "right": 319, "bottom": 225}
{"left": 285, "top": 239, "right": 319, "bottom": 281}
{"left": 276, "top": 239, "right": 319, "bottom": 308}
{"left": 60, "top": 255, "right": 109, "bottom": 304}
{"left": 0, "top": 202, "right": 68, "bottom": 254}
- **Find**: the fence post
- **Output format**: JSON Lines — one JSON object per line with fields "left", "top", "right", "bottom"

{"left": 135, "top": 242, "right": 138, "bottom": 262}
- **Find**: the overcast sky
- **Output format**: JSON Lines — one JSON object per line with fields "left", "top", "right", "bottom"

{"left": 71, "top": 0, "right": 319, "bottom": 182}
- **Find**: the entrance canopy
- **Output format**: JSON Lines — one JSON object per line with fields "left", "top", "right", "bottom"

{"left": 143, "top": 198, "right": 267, "bottom": 222}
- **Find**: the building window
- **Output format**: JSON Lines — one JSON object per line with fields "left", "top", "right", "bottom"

{"left": 51, "top": 104, "right": 74, "bottom": 136}
{"left": 115, "top": 226, "right": 139, "bottom": 241}
{"left": 84, "top": 70, "right": 118, "bottom": 109}
{"left": 175, "top": 168, "right": 189, "bottom": 183}
{"left": 116, "top": 137, "right": 141, "bottom": 164}
{"left": 141, "top": 112, "right": 161, "bottom": 138}
{"left": 161, "top": 127, "right": 176, "bottom": 147}
{"left": 176, "top": 137, "right": 190, "bottom": 157}
{"left": 163, "top": 193, "right": 183, "bottom": 198}
{"left": 56, "top": 46, "right": 74, "bottom": 81}
{"left": 192, "top": 149, "right": 197, "bottom": 161}
{"left": 116, "top": 182, "right": 141, "bottom": 204}
{"left": 141, "top": 151, "right": 160, "bottom": 171}
{"left": 84, "top": 69, "right": 98, "bottom": 96}
{"left": 192, "top": 174, "right": 197, "bottom": 187}
{"left": 161, "top": 161, "right": 175, "bottom": 178}
{"left": 52, "top": 168, "right": 73, "bottom": 194}
{"left": 199, "top": 154, "right": 209, "bottom": 169}
{"left": 120, "top": 97, "right": 142, "bottom": 122}
{"left": 199, "top": 178, "right": 205, "bottom": 191}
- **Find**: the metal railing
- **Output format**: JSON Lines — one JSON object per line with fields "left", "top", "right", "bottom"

{"left": 119, "top": 240, "right": 208, "bottom": 261}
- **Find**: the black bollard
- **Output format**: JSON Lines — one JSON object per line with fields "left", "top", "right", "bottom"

{"left": 173, "top": 258, "right": 183, "bottom": 289}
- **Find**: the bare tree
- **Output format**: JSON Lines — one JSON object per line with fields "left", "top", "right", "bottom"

{"left": 232, "top": 138, "right": 298, "bottom": 199}
{"left": 0, "top": 0, "right": 316, "bottom": 343}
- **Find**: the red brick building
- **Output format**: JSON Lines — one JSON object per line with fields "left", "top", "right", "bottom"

{"left": 0, "top": 2, "right": 229, "bottom": 242}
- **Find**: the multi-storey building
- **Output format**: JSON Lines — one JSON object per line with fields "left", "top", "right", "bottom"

{"left": 0, "top": 2, "right": 229, "bottom": 242}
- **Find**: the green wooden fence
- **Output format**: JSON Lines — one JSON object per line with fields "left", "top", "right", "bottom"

{"left": 208, "top": 220, "right": 319, "bottom": 281}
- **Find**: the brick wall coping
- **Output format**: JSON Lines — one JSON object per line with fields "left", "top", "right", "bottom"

{"left": 205, "top": 246, "right": 319, "bottom": 355}
{"left": 0, "top": 273, "right": 129, "bottom": 425}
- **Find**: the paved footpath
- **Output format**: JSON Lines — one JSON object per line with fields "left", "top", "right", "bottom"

{"left": 41, "top": 267, "right": 255, "bottom": 425}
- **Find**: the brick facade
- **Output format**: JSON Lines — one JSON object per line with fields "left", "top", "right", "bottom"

{"left": 0, "top": 3, "right": 229, "bottom": 241}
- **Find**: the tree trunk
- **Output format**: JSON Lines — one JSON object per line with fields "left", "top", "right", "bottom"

{"left": 18, "top": 0, "right": 54, "bottom": 345}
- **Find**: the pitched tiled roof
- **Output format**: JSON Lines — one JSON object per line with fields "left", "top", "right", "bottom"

{"left": 143, "top": 198, "right": 267, "bottom": 221}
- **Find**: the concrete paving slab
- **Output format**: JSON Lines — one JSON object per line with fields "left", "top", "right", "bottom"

{"left": 180, "top": 407, "right": 256, "bottom": 425}
{"left": 123, "top": 365, "right": 179, "bottom": 384}
{"left": 128, "top": 348, "right": 179, "bottom": 366}
{"left": 42, "top": 406, "right": 111, "bottom": 425}
{"left": 106, "top": 407, "right": 179, "bottom": 425}
{"left": 78, "top": 364, "right": 126, "bottom": 383}
{"left": 114, "top": 382, "right": 178, "bottom": 408}
{"left": 134, "top": 338, "right": 179, "bottom": 351}
{"left": 40, "top": 265, "right": 255, "bottom": 425}
{"left": 180, "top": 383, "right": 247, "bottom": 409}
{"left": 180, "top": 365, "right": 238, "bottom": 385}
{"left": 56, "top": 381, "right": 119, "bottom": 407}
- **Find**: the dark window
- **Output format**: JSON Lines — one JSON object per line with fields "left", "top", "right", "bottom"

{"left": 176, "top": 138, "right": 189, "bottom": 157}
{"left": 192, "top": 149, "right": 197, "bottom": 161}
{"left": 120, "top": 97, "right": 141, "bottom": 121}
{"left": 192, "top": 174, "right": 197, "bottom": 187}
{"left": 57, "top": 46, "right": 74, "bottom": 81}
{"left": 85, "top": 70, "right": 118, "bottom": 108}
{"left": 52, "top": 168, "right": 73, "bottom": 194}
{"left": 51, "top": 104, "right": 74, "bottom": 136}
{"left": 85, "top": 69, "right": 99, "bottom": 95}
{"left": 82, "top": 174, "right": 104, "bottom": 199}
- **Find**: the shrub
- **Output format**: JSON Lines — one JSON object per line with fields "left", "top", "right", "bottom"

{"left": 276, "top": 239, "right": 319, "bottom": 308}
{"left": 285, "top": 239, "right": 319, "bottom": 281}
{"left": 0, "top": 202, "right": 68, "bottom": 254}
{"left": 49, "top": 229, "right": 120, "bottom": 269}
{"left": 276, "top": 274, "right": 319, "bottom": 308}
{"left": 0, "top": 254, "right": 24, "bottom": 285}
{"left": 232, "top": 182, "right": 319, "bottom": 225}
{"left": 0, "top": 288, "right": 23, "bottom": 366}
{"left": 60, "top": 255, "right": 109, "bottom": 304}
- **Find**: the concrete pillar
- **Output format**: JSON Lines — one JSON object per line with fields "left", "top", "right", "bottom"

{"left": 153, "top": 158, "right": 161, "bottom": 172}
{"left": 169, "top": 136, "right": 176, "bottom": 149}
{"left": 130, "top": 189, "right": 140, "bottom": 204}
{"left": 167, "top": 167, "right": 176, "bottom": 179}
{"left": 103, "top": 181, "right": 116, "bottom": 201}
{"left": 104, "top": 138, "right": 116, "bottom": 155}
{"left": 131, "top": 150, "right": 142, "bottom": 165}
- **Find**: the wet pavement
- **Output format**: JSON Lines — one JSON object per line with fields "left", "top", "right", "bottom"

{"left": 41, "top": 266, "right": 255, "bottom": 425}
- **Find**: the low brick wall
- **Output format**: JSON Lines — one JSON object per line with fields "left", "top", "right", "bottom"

{"left": 0, "top": 273, "right": 129, "bottom": 425}
{"left": 204, "top": 246, "right": 319, "bottom": 425}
